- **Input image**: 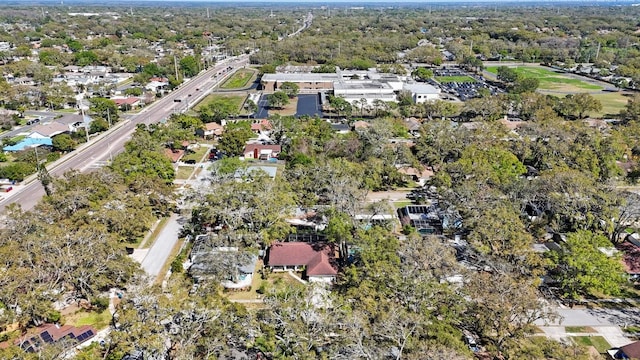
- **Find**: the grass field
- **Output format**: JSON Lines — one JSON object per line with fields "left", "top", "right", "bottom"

{"left": 565, "top": 326, "right": 597, "bottom": 333}
{"left": 486, "top": 66, "right": 602, "bottom": 92}
{"left": 590, "top": 92, "right": 630, "bottom": 117}
{"left": 435, "top": 75, "right": 477, "bottom": 83}
{"left": 194, "top": 94, "right": 245, "bottom": 113}
{"left": 220, "top": 69, "right": 255, "bottom": 89}
{"left": 175, "top": 166, "right": 194, "bottom": 180}
{"left": 182, "top": 146, "right": 209, "bottom": 163}
{"left": 66, "top": 308, "right": 112, "bottom": 330}
{"left": 571, "top": 336, "right": 610, "bottom": 353}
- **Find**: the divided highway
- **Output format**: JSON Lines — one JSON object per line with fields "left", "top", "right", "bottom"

{"left": 0, "top": 54, "right": 250, "bottom": 213}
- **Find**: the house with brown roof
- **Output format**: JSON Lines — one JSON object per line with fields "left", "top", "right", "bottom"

{"left": 0, "top": 323, "right": 97, "bottom": 353}
{"left": 251, "top": 119, "right": 273, "bottom": 133}
{"left": 353, "top": 120, "right": 370, "bottom": 131}
{"left": 243, "top": 144, "right": 281, "bottom": 160}
{"left": 610, "top": 339, "right": 640, "bottom": 359}
{"left": 165, "top": 148, "right": 186, "bottom": 163}
{"left": 113, "top": 97, "right": 141, "bottom": 110}
{"left": 617, "top": 237, "right": 640, "bottom": 281}
{"left": 197, "top": 122, "right": 224, "bottom": 139}
{"left": 266, "top": 242, "right": 339, "bottom": 283}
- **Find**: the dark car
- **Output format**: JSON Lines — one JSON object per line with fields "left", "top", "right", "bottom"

{"left": 184, "top": 159, "right": 197, "bottom": 165}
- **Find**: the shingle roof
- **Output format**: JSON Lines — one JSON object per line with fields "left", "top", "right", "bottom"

{"left": 30, "top": 122, "right": 69, "bottom": 137}
{"left": 1, "top": 323, "right": 97, "bottom": 351}
{"left": 267, "top": 242, "right": 338, "bottom": 277}
{"left": 620, "top": 340, "right": 640, "bottom": 359}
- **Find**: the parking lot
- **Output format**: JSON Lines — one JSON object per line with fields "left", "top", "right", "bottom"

{"left": 433, "top": 67, "right": 503, "bottom": 101}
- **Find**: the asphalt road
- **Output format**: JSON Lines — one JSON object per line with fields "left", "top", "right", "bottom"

{"left": 141, "top": 213, "right": 182, "bottom": 281}
{"left": 0, "top": 54, "right": 250, "bottom": 213}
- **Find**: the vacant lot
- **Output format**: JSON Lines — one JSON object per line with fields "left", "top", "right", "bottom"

{"left": 435, "top": 75, "right": 477, "bottom": 83}
{"left": 194, "top": 94, "right": 245, "bottom": 113}
{"left": 486, "top": 65, "right": 602, "bottom": 92}
{"left": 220, "top": 69, "right": 255, "bottom": 89}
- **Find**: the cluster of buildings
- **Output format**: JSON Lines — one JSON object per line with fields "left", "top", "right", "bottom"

{"left": 3, "top": 114, "right": 92, "bottom": 152}
{"left": 261, "top": 67, "right": 441, "bottom": 106}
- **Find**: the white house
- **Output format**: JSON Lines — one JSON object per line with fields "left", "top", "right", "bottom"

{"left": 403, "top": 83, "right": 441, "bottom": 103}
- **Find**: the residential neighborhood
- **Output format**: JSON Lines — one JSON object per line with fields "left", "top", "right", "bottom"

{"left": 2, "top": 2, "right": 640, "bottom": 360}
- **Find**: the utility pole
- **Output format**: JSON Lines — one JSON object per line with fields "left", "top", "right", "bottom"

{"left": 174, "top": 55, "right": 179, "bottom": 81}
{"left": 81, "top": 107, "right": 89, "bottom": 143}
{"left": 107, "top": 107, "right": 111, "bottom": 128}
{"left": 595, "top": 42, "right": 601, "bottom": 62}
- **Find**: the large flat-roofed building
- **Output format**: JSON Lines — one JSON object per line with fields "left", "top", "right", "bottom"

{"left": 261, "top": 73, "right": 341, "bottom": 92}
{"left": 333, "top": 80, "right": 397, "bottom": 105}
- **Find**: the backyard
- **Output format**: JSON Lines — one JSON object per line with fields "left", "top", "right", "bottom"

{"left": 225, "top": 259, "right": 305, "bottom": 302}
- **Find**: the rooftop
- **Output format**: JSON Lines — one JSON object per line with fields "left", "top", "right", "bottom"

{"left": 334, "top": 80, "right": 393, "bottom": 91}
{"left": 267, "top": 242, "right": 338, "bottom": 277}
{"left": 261, "top": 73, "right": 341, "bottom": 82}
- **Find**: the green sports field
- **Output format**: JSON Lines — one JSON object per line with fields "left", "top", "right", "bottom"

{"left": 435, "top": 75, "right": 477, "bottom": 83}
{"left": 485, "top": 65, "right": 602, "bottom": 92}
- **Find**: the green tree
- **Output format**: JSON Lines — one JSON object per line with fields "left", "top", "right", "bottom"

{"left": 199, "top": 97, "right": 238, "bottom": 123}
{"left": 553, "top": 230, "right": 626, "bottom": 300}
{"left": 74, "top": 51, "right": 98, "bottom": 66}
{"left": 512, "top": 77, "right": 540, "bottom": 94}
{"left": 89, "top": 118, "right": 109, "bottom": 134}
{"left": 622, "top": 94, "right": 640, "bottom": 123}
{"left": 52, "top": 134, "right": 77, "bottom": 152}
{"left": 179, "top": 55, "right": 199, "bottom": 78}
{"left": 563, "top": 93, "right": 602, "bottom": 119}
{"left": 89, "top": 98, "right": 119, "bottom": 123}
{"left": 496, "top": 66, "right": 519, "bottom": 84}
{"left": 267, "top": 91, "right": 289, "bottom": 109}
{"left": 279, "top": 82, "right": 299, "bottom": 98}
{"left": 412, "top": 67, "right": 434, "bottom": 81}
{"left": 217, "top": 121, "right": 253, "bottom": 156}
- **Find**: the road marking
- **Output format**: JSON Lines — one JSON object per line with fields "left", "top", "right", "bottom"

{"left": 89, "top": 161, "right": 109, "bottom": 169}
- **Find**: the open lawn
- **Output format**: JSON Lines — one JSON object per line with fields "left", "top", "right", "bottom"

{"left": 269, "top": 96, "right": 298, "bottom": 116}
{"left": 590, "top": 92, "right": 630, "bottom": 118}
{"left": 565, "top": 326, "right": 597, "bottom": 333}
{"left": 194, "top": 94, "right": 245, "bottom": 112}
{"left": 486, "top": 65, "right": 602, "bottom": 92}
{"left": 571, "top": 336, "right": 611, "bottom": 353}
{"left": 182, "top": 146, "right": 209, "bottom": 163}
{"left": 435, "top": 75, "right": 477, "bottom": 83}
{"left": 220, "top": 69, "right": 255, "bottom": 89}
{"left": 66, "top": 308, "right": 112, "bottom": 330}
{"left": 175, "top": 166, "right": 194, "bottom": 180}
